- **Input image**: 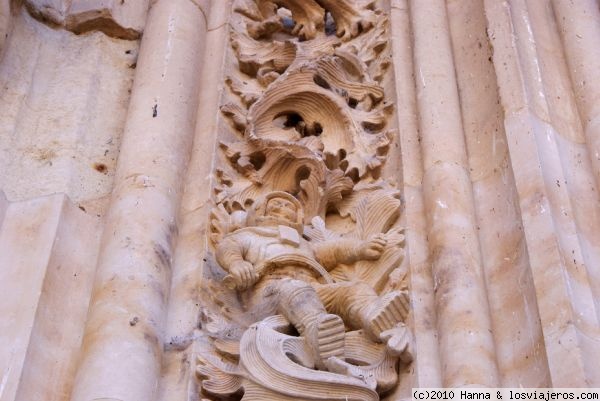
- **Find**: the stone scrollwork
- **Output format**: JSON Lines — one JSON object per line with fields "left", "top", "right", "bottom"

{"left": 197, "top": 1, "right": 412, "bottom": 400}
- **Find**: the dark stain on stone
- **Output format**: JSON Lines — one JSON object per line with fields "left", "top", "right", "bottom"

{"left": 179, "top": 353, "right": 189, "bottom": 384}
{"left": 153, "top": 242, "right": 172, "bottom": 272}
{"left": 164, "top": 334, "right": 194, "bottom": 352}
{"left": 93, "top": 162, "right": 108, "bottom": 174}
{"left": 168, "top": 221, "right": 178, "bottom": 239}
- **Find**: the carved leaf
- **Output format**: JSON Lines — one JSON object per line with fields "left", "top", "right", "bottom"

{"left": 353, "top": 189, "right": 401, "bottom": 238}
{"left": 226, "top": 75, "right": 262, "bottom": 107}
{"left": 304, "top": 216, "right": 339, "bottom": 242}
{"left": 315, "top": 0, "right": 377, "bottom": 41}
{"left": 209, "top": 203, "right": 231, "bottom": 245}
{"left": 221, "top": 103, "right": 248, "bottom": 133}
{"left": 196, "top": 354, "right": 243, "bottom": 397}
{"left": 231, "top": 30, "right": 297, "bottom": 83}
{"left": 198, "top": 1, "right": 412, "bottom": 399}
{"left": 216, "top": 139, "right": 354, "bottom": 222}
{"left": 245, "top": 60, "right": 391, "bottom": 180}
{"left": 338, "top": 15, "right": 390, "bottom": 81}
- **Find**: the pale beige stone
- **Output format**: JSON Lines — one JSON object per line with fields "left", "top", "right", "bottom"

{"left": 411, "top": 0, "right": 499, "bottom": 388}
{"left": 156, "top": 2, "right": 227, "bottom": 401}
{"left": 1, "top": 0, "right": 600, "bottom": 399}
{"left": 191, "top": 2, "right": 414, "bottom": 398}
{"left": 24, "top": 0, "right": 148, "bottom": 38}
{"left": 484, "top": 0, "right": 600, "bottom": 386}
{"left": 0, "top": 0, "right": 10, "bottom": 53}
{"left": 0, "top": 194, "right": 100, "bottom": 401}
{"left": 69, "top": 0, "right": 208, "bottom": 400}
{"left": 526, "top": 0, "right": 600, "bottom": 324}
{"left": 447, "top": 0, "right": 550, "bottom": 387}
{"left": 389, "top": 0, "right": 441, "bottom": 391}
{"left": 67, "top": 0, "right": 149, "bottom": 39}
{"left": 0, "top": 9, "right": 137, "bottom": 216}
{"left": 552, "top": 0, "right": 600, "bottom": 189}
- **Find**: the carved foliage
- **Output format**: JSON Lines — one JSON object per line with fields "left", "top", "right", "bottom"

{"left": 198, "top": 1, "right": 411, "bottom": 400}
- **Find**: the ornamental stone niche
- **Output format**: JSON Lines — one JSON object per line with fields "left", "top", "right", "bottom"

{"left": 1, "top": 0, "right": 600, "bottom": 401}
{"left": 196, "top": 2, "right": 413, "bottom": 399}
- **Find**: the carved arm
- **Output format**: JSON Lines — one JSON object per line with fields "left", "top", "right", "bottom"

{"left": 216, "top": 235, "right": 258, "bottom": 290}
{"left": 312, "top": 234, "right": 387, "bottom": 270}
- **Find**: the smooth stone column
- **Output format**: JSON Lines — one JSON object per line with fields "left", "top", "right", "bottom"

{"left": 70, "top": 0, "right": 208, "bottom": 400}
{"left": 156, "top": 0, "right": 227, "bottom": 400}
{"left": 410, "top": 0, "right": 499, "bottom": 388}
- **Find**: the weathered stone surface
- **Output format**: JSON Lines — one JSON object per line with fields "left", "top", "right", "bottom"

{"left": 0, "top": 0, "right": 10, "bottom": 52}
{"left": 0, "top": 10, "right": 137, "bottom": 216}
{"left": 24, "top": 0, "right": 149, "bottom": 38}
{"left": 0, "top": 0, "right": 600, "bottom": 399}
{"left": 0, "top": 194, "right": 101, "bottom": 401}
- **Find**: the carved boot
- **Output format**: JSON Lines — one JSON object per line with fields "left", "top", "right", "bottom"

{"left": 276, "top": 279, "right": 346, "bottom": 369}
{"left": 302, "top": 313, "right": 346, "bottom": 370}
{"left": 360, "top": 290, "right": 410, "bottom": 341}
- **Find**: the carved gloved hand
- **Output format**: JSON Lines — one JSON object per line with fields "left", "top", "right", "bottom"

{"left": 359, "top": 234, "right": 387, "bottom": 260}
{"left": 228, "top": 260, "right": 258, "bottom": 290}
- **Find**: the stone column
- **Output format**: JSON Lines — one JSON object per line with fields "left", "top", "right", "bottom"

{"left": 446, "top": 0, "right": 550, "bottom": 387}
{"left": 69, "top": 1, "right": 208, "bottom": 400}
{"left": 156, "top": 1, "right": 228, "bottom": 400}
{"left": 0, "top": 194, "right": 100, "bottom": 401}
{"left": 410, "top": 0, "right": 499, "bottom": 388}
{"left": 552, "top": 0, "right": 600, "bottom": 189}
{"left": 483, "top": 0, "right": 600, "bottom": 387}
{"left": 389, "top": 0, "right": 442, "bottom": 389}
{"left": 526, "top": 0, "right": 600, "bottom": 332}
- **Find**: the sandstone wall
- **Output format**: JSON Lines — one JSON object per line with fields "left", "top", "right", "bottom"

{"left": 0, "top": 1, "right": 599, "bottom": 400}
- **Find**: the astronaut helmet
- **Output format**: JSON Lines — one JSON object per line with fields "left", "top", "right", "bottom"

{"left": 248, "top": 191, "right": 304, "bottom": 232}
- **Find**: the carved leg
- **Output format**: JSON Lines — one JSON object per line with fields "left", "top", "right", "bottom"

{"left": 316, "top": 281, "right": 409, "bottom": 341}
{"left": 316, "top": 281, "right": 377, "bottom": 328}
{"left": 362, "top": 291, "right": 410, "bottom": 340}
{"left": 275, "top": 278, "right": 345, "bottom": 368}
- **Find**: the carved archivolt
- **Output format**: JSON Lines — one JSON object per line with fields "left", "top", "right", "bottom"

{"left": 197, "top": 1, "right": 411, "bottom": 400}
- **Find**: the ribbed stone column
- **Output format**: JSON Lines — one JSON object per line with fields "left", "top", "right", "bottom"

{"left": 526, "top": 0, "right": 600, "bottom": 334}
{"left": 389, "top": 0, "right": 442, "bottom": 389}
{"left": 410, "top": 0, "right": 499, "bottom": 388}
{"left": 0, "top": 194, "right": 100, "bottom": 401}
{"left": 483, "top": 0, "right": 600, "bottom": 387}
{"left": 69, "top": 1, "right": 208, "bottom": 400}
{"left": 447, "top": 0, "right": 550, "bottom": 387}
{"left": 552, "top": 0, "right": 600, "bottom": 189}
{"left": 548, "top": 0, "right": 600, "bottom": 320}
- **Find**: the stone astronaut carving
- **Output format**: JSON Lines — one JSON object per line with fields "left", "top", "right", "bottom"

{"left": 196, "top": 1, "right": 413, "bottom": 398}
{"left": 216, "top": 191, "right": 409, "bottom": 369}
